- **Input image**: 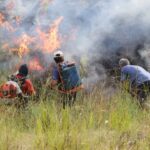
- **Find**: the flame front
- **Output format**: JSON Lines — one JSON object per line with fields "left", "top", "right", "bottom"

{"left": 10, "top": 33, "right": 35, "bottom": 58}
{"left": 5, "top": 16, "right": 63, "bottom": 60}
{"left": 37, "top": 16, "right": 63, "bottom": 53}
{"left": 0, "top": 7, "right": 64, "bottom": 71}
{"left": 29, "top": 58, "right": 44, "bottom": 71}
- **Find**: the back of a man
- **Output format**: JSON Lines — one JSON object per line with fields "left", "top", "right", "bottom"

{"left": 119, "top": 58, "right": 150, "bottom": 104}
{"left": 121, "top": 65, "right": 150, "bottom": 86}
{"left": 51, "top": 50, "right": 82, "bottom": 108}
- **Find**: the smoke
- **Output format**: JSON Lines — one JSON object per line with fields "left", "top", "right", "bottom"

{"left": 1, "top": 0, "right": 150, "bottom": 87}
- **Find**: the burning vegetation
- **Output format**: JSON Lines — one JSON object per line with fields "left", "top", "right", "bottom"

{"left": 1, "top": 0, "right": 150, "bottom": 86}
{"left": 0, "top": 1, "right": 150, "bottom": 149}
{"left": 0, "top": 11, "right": 63, "bottom": 75}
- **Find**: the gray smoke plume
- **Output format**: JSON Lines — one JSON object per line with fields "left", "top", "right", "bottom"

{"left": 1, "top": 0, "right": 150, "bottom": 88}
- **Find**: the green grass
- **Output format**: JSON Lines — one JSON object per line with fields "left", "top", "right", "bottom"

{"left": 0, "top": 86, "right": 149, "bottom": 150}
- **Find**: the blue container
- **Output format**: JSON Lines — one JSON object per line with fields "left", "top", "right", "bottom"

{"left": 61, "top": 64, "right": 82, "bottom": 91}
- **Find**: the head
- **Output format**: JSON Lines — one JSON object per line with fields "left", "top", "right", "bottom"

{"left": 119, "top": 58, "right": 130, "bottom": 68}
{"left": 8, "top": 73, "right": 26, "bottom": 86}
{"left": 53, "top": 50, "right": 64, "bottom": 64}
{"left": 18, "top": 64, "right": 28, "bottom": 77}
{"left": 8, "top": 74, "right": 18, "bottom": 82}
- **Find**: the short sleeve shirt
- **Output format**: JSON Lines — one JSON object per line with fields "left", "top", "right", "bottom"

{"left": 52, "top": 62, "right": 68, "bottom": 81}
{"left": 121, "top": 65, "right": 150, "bottom": 86}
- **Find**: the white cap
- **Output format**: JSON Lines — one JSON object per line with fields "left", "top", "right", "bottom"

{"left": 54, "top": 50, "right": 64, "bottom": 58}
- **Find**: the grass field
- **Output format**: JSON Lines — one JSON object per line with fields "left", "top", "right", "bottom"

{"left": 0, "top": 83, "right": 150, "bottom": 150}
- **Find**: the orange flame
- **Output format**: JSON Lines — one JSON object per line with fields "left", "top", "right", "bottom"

{"left": 29, "top": 58, "right": 44, "bottom": 71}
{"left": 11, "top": 33, "right": 35, "bottom": 57}
{"left": 37, "top": 16, "right": 63, "bottom": 53}
{"left": 3, "top": 16, "right": 63, "bottom": 61}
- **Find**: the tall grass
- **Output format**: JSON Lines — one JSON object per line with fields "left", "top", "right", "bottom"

{"left": 0, "top": 85, "right": 150, "bottom": 149}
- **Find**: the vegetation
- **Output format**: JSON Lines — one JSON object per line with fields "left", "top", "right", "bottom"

{"left": 0, "top": 83, "right": 149, "bottom": 150}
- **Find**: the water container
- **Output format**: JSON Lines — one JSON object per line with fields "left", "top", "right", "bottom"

{"left": 61, "top": 64, "right": 82, "bottom": 91}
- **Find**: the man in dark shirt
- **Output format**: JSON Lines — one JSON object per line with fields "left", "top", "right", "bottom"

{"left": 16, "top": 64, "right": 36, "bottom": 96}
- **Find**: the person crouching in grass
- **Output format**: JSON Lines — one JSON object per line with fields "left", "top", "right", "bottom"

{"left": 119, "top": 58, "right": 150, "bottom": 106}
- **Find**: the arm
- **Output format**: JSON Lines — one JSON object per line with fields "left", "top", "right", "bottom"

{"left": 120, "top": 70, "right": 127, "bottom": 82}
{"left": 15, "top": 82, "right": 24, "bottom": 98}
{"left": 23, "top": 80, "right": 36, "bottom": 96}
{"left": 120, "top": 69, "right": 131, "bottom": 92}
{"left": 50, "top": 66, "right": 59, "bottom": 88}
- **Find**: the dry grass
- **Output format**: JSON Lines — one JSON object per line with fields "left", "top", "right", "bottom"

{"left": 0, "top": 85, "right": 149, "bottom": 150}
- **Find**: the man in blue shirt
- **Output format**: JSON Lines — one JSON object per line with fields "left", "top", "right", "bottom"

{"left": 119, "top": 58, "right": 150, "bottom": 104}
{"left": 50, "top": 50, "right": 77, "bottom": 108}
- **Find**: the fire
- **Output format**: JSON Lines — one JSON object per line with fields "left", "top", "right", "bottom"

{"left": 29, "top": 58, "right": 44, "bottom": 71}
{"left": 11, "top": 33, "right": 35, "bottom": 58}
{"left": 37, "top": 16, "right": 63, "bottom": 53}
{"left": 1, "top": 15, "right": 64, "bottom": 75}
{"left": 6, "top": 17, "right": 63, "bottom": 58}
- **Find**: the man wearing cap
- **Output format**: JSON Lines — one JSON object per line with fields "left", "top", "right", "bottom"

{"left": 119, "top": 58, "right": 150, "bottom": 104}
{"left": 50, "top": 51, "right": 65, "bottom": 88}
{"left": 50, "top": 50, "right": 82, "bottom": 108}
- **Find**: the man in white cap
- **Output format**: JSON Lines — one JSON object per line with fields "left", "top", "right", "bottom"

{"left": 119, "top": 58, "right": 150, "bottom": 105}
{"left": 50, "top": 50, "right": 82, "bottom": 108}
{"left": 51, "top": 50, "right": 65, "bottom": 87}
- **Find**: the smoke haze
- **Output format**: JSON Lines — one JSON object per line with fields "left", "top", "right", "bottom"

{"left": 1, "top": 0, "right": 150, "bottom": 85}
